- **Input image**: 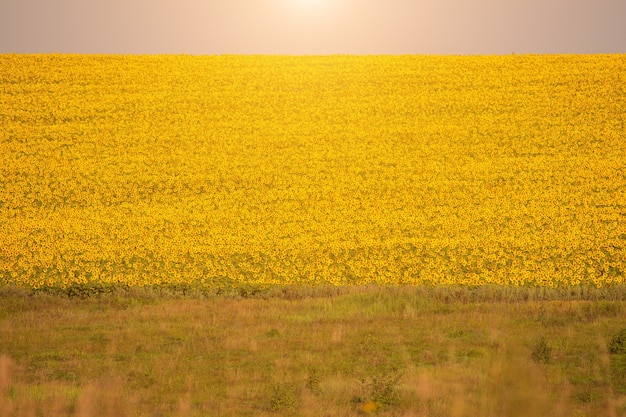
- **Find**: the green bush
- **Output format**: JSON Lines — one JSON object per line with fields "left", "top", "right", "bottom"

{"left": 609, "top": 328, "right": 626, "bottom": 355}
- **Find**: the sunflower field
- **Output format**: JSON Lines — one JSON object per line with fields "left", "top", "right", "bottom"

{"left": 1, "top": 54, "right": 625, "bottom": 290}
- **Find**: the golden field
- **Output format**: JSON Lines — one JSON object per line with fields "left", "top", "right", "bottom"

{"left": 0, "top": 54, "right": 625, "bottom": 290}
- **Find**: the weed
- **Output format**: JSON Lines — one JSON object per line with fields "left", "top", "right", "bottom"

{"left": 265, "top": 328, "right": 280, "bottom": 338}
{"left": 576, "top": 389, "right": 604, "bottom": 404}
{"left": 359, "top": 367, "right": 403, "bottom": 409}
{"left": 265, "top": 382, "right": 300, "bottom": 412}
{"left": 531, "top": 335, "right": 552, "bottom": 364}
{"left": 305, "top": 368, "right": 320, "bottom": 395}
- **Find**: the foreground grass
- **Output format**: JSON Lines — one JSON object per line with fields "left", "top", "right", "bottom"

{"left": 1, "top": 285, "right": 626, "bottom": 416}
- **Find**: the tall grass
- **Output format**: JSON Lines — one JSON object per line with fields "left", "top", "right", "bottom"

{"left": 1, "top": 286, "right": 626, "bottom": 416}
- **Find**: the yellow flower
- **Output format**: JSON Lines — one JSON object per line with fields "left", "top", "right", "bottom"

{"left": 1, "top": 54, "right": 624, "bottom": 289}
{"left": 360, "top": 400, "right": 378, "bottom": 413}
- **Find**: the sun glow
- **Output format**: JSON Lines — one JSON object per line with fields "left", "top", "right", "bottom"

{"left": 292, "top": 0, "right": 329, "bottom": 9}
{"left": 282, "top": 0, "right": 336, "bottom": 18}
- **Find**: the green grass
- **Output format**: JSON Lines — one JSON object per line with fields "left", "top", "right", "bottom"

{"left": 1, "top": 285, "right": 626, "bottom": 416}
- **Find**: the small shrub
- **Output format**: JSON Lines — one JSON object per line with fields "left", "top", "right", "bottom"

{"left": 608, "top": 328, "right": 626, "bottom": 355}
{"left": 531, "top": 335, "right": 552, "bottom": 364}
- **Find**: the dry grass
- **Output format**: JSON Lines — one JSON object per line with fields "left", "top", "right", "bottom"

{"left": 1, "top": 285, "right": 626, "bottom": 416}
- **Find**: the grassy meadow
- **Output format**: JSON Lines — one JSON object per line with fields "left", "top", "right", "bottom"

{"left": 1, "top": 54, "right": 626, "bottom": 416}
{"left": 1, "top": 286, "right": 626, "bottom": 417}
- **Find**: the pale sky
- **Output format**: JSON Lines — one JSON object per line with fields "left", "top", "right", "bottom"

{"left": 1, "top": 0, "right": 624, "bottom": 55}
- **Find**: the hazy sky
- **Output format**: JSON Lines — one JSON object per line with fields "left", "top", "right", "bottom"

{"left": 1, "top": 0, "right": 624, "bottom": 54}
